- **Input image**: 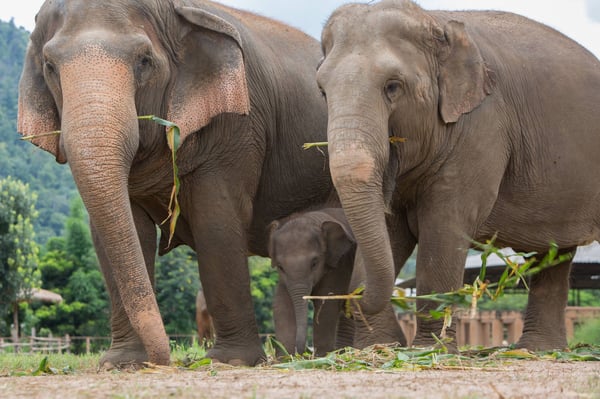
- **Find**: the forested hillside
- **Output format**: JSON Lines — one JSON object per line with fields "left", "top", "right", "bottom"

{"left": 0, "top": 19, "right": 76, "bottom": 244}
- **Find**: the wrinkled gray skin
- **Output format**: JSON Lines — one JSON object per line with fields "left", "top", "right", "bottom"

{"left": 18, "top": 0, "right": 331, "bottom": 367}
{"left": 317, "top": 0, "right": 600, "bottom": 350}
{"left": 269, "top": 208, "right": 406, "bottom": 356}
{"left": 269, "top": 208, "right": 356, "bottom": 356}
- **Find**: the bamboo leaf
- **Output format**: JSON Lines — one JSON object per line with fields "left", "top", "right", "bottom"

{"left": 20, "top": 131, "right": 62, "bottom": 141}
{"left": 303, "top": 137, "right": 407, "bottom": 150}
{"left": 139, "top": 115, "right": 181, "bottom": 247}
{"left": 302, "top": 141, "right": 328, "bottom": 150}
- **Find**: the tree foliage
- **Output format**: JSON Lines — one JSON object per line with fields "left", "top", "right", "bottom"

{"left": 0, "top": 176, "right": 40, "bottom": 334}
{"left": 249, "top": 256, "right": 277, "bottom": 334}
{"left": 32, "top": 197, "right": 110, "bottom": 344}
{"left": 155, "top": 247, "right": 200, "bottom": 335}
{"left": 0, "top": 19, "right": 76, "bottom": 245}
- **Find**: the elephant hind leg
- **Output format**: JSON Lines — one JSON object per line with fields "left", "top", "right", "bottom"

{"left": 517, "top": 247, "right": 575, "bottom": 351}
{"left": 189, "top": 178, "right": 265, "bottom": 366}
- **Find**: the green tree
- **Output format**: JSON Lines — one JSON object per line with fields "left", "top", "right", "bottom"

{"left": 249, "top": 256, "right": 277, "bottom": 334}
{"left": 0, "top": 176, "right": 41, "bottom": 336}
{"left": 0, "top": 19, "right": 77, "bottom": 246}
{"left": 155, "top": 247, "right": 200, "bottom": 335}
{"left": 33, "top": 195, "right": 110, "bottom": 349}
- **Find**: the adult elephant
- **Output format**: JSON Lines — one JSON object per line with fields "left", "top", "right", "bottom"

{"left": 18, "top": 0, "right": 331, "bottom": 367}
{"left": 316, "top": 0, "right": 600, "bottom": 350}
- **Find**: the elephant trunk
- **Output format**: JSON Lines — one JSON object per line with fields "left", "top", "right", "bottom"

{"left": 289, "top": 285, "right": 310, "bottom": 354}
{"left": 59, "top": 57, "right": 170, "bottom": 365}
{"left": 327, "top": 99, "right": 395, "bottom": 315}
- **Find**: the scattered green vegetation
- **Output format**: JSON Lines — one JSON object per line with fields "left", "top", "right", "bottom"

{"left": 268, "top": 344, "right": 600, "bottom": 372}
{"left": 1, "top": 339, "right": 598, "bottom": 377}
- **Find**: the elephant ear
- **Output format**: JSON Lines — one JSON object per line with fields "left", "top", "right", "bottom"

{"left": 437, "top": 20, "right": 493, "bottom": 124}
{"left": 17, "top": 43, "right": 64, "bottom": 163}
{"left": 170, "top": 6, "right": 250, "bottom": 143}
{"left": 322, "top": 220, "right": 356, "bottom": 269}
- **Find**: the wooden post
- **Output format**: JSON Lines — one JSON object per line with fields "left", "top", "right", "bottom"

{"left": 11, "top": 302, "right": 20, "bottom": 352}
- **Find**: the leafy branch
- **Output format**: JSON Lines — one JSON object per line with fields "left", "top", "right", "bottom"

{"left": 305, "top": 238, "right": 572, "bottom": 341}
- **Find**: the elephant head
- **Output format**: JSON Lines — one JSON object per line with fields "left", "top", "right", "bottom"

{"left": 18, "top": 0, "right": 251, "bottom": 365}
{"left": 316, "top": 0, "right": 493, "bottom": 315}
{"left": 268, "top": 209, "right": 355, "bottom": 355}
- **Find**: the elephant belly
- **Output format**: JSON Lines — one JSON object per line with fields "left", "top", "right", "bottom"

{"left": 477, "top": 193, "right": 600, "bottom": 251}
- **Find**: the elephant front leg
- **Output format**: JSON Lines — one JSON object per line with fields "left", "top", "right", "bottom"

{"left": 412, "top": 235, "right": 469, "bottom": 350}
{"left": 517, "top": 247, "right": 575, "bottom": 351}
{"left": 195, "top": 242, "right": 264, "bottom": 365}
{"left": 93, "top": 203, "right": 158, "bottom": 369}
{"left": 312, "top": 299, "right": 344, "bottom": 356}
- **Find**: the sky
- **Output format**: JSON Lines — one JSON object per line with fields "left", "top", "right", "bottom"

{"left": 2, "top": 0, "right": 600, "bottom": 59}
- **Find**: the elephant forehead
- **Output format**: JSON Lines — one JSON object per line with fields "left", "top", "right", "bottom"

{"left": 325, "top": 0, "right": 433, "bottom": 48}
{"left": 274, "top": 227, "right": 321, "bottom": 251}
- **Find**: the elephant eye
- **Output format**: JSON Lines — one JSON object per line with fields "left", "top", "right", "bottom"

{"left": 318, "top": 85, "right": 327, "bottom": 100}
{"left": 139, "top": 55, "right": 152, "bottom": 68}
{"left": 311, "top": 258, "right": 319, "bottom": 270}
{"left": 135, "top": 54, "right": 154, "bottom": 84}
{"left": 384, "top": 80, "right": 404, "bottom": 103}
{"left": 44, "top": 61, "right": 56, "bottom": 75}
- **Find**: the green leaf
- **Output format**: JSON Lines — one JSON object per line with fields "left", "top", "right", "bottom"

{"left": 31, "top": 356, "right": 50, "bottom": 376}
{"left": 189, "top": 358, "right": 212, "bottom": 369}
{"left": 496, "top": 349, "right": 538, "bottom": 359}
{"left": 138, "top": 115, "right": 181, "bottom": 248}
{"left": 273, "top": 356, "right": 337, "bottom": 370}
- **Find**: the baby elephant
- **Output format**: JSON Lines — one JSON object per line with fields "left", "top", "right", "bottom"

{"left": 268, "top": 208, "right": 356, "bottom": 356}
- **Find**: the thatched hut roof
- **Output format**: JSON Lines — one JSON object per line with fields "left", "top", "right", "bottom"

{"left": 18, "top": 288, "right": 63, "bottom": 303}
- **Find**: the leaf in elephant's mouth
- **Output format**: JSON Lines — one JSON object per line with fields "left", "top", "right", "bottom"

{"left": 138, "top": 115, "right": 181, "bottom": 249}
{"left": 302, "top": 136, "right": 407, "bottom": 150}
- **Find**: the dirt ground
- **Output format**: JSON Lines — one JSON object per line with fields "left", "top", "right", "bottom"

{"left": 1, "top": 360, "right": 599, "bottom": 399}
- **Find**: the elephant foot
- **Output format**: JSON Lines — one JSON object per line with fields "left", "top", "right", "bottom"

{"left": 207, "top": 342, "right": 266, "bottom": 366}
{"left": 516, "top": 333, "right": 567, "bottom": 352}
{"left": 98, "top": 344, "right": 152, "bottom": 371}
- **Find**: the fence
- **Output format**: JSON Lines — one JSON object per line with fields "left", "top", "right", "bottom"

{"left": 0, "top": 335, "right": 71, "bottom": 354}
{"left": 0, "top": 334, "right": 198, "bottom": 354}
{"left": 398, "top": 306, "right": 600, "bottom": 347}
{"left": 2, "top": 308, "right": 598, "bottom": 353}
